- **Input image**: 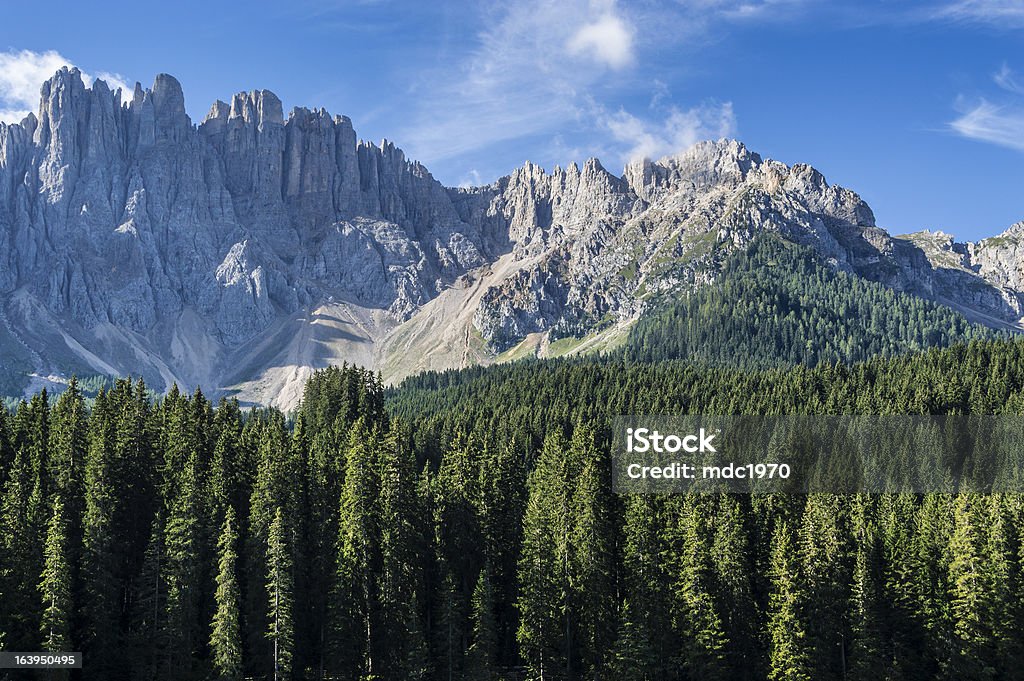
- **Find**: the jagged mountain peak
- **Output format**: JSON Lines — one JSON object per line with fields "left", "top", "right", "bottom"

{"left": 0, "top": 70, "right": 1020, "bottom": 407}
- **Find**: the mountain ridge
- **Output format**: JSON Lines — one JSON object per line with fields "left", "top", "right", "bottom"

{"left": 0, "top": 68, "right": 1021, "bottom": 407}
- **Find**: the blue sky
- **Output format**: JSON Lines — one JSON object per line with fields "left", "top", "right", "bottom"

{"left": 1, "top": 0, "right": 1022, "bottom": 240}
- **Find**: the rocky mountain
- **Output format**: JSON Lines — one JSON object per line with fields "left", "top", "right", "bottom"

{"left": 0, "top": 68, "right": 1021, "bottom": 408}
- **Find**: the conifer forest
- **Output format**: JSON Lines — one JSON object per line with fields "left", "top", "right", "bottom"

{"left": 3, "top": 329, "right": 1024, "bottom": 679}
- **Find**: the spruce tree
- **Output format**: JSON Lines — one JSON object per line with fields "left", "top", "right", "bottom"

{"left": 465, "top": 569, "right": 498, "bottom": 680}
{"left": 566, "top": 423, "right": 616, "bottom": 676}
{"left": 799, "top": 494, "right": 851, "bottom": 679}
{"left": 0, "top": 447, "right": 43, "bottom": 650}
{"left": 46, "top": 378, "right": 86, "bottom": 507}
{"left": 0, "top": 405, "right": 13, "bottom": 479}
{"left": 378, "top": 430, "right": 429, "bottom": 679}
{"left": 611, "top": 494, "right": 669, "bottom": 679}
{"left": 81, "top": 389, "right": 121, "bottom": 671}
{"left": 245, "top": 411, "right": 297, "bottom": 674}
{"left": 211, "top": 506, "right": 243, "bottom": 680}
{"left": 667, "top": 496, "right": 728, "bottom": 679}
{"left": 848, "top": 497, "right": 886, "bottom": 681}
{"left": 946, "top": 493, "right": 995, "bottom": 679}
{"left": 163, "top": 450, "right": 205, "bottom": 678}
{"left": 38, "top": 496, "right": 72, "bottom": 655}
{"left": 431, "top": 434, "right": 480, "bottom": 678}
{"left": 333, "top": 418, "right": 380, "bottom": 677}
{"left": 710, "top": 494, "right": 760, "bottom": 679}
{"left": 985, "top": 494, "right": 1024, "bottom": 675}
{"left": 132, "top": 510, "right": 168, "bottom": 681}
{"left": 767, "top": 519, "right": 811, "bottom": 681}
{"left": 476, "top": 442, "right": 526, "bottom": 666}
{"left": 267, "top": 507, "right": 294, "bottom": 681}
{"left": 517, "top": 431, "right": 567, "bottom": 680}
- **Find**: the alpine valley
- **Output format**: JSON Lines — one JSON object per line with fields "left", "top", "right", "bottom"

{"left": 1, "top": 68, "right": 1021, "bottom": 407}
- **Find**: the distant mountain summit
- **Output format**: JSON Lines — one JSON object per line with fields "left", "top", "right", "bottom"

{"left": 0, "top": 69, "right": 1020, "bottom": 407}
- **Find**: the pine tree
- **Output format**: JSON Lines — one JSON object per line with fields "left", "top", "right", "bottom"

{"left": 767, "top": 520, "right": 811, "bottom": 681}
{"left": 38, "top": 496, "right": 72, "bottom": 655}
{"left": 0, "top": 447, "right": 42, "bottom": 650}
{"left": 566, "top": 423, "right": 616, "bottom": 676}
{"left": 132, "top": 510, "right": 168, "bottom": 681}
{"left": 80, "top": 390, "right": 121, "bottom": 672}
{"left": 211, "top": 506, "right": 243, "bottom": 680}
{"left": 465, "top": 569, "right": 499, "bottom": 680}
{"left": 946, "top": 493, "right": 995, "bottom": 679}
{"left": 799, "top": 494, "right": 851, "bottom": 679}
{"left": 333, "top": 419, "right": 380, "bottom": 678}
{"left": 163, "top": 450, "right": 205, "bottom": 678}
{"left": 667, "top": 496, "right": 728, "bottom": 679}
{"left": 378, "top": 430, "right": 429, "bottom": 679}
{"left": 267, "top": 507, "right": 294, "bottom": 681}
{"left": 611, "top": 494, "right": 670, "bottom": 679}
{"left": 517, "top": 432, "right": 567, "bottom": 680}
{"left": 848, "top": 497, "right": 886, "bottom": 681}
{"left": 431, "top": 434, "right": 480, "bottom": 678}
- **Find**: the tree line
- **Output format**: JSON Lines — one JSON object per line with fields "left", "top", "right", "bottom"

{"left": 3, "top": 338, "right": 1024, "bottom": 679}
{"left": 622, "top": 237, "right": 997, "bottom": 369}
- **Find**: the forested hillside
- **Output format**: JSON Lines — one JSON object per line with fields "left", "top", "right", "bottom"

{"left": 3, "top": 341, "right": 1024, "bottom": 679}
{"left": 622, "top": 238, "right": 998, "bottom": 368}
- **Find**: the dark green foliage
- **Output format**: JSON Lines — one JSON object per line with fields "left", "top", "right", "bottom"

{"left": 210, "top": 506, "right": 242, "bottom": 680}
{"left": 3, "top": 346, "right": 1024, "bottom": 680}
{"left": 266, "top": 507, "right": 294, "bottom": 681}
{"left": 624, "top": 238, "right": 999, "bottom": 369}
{"left": 39, "top": 496, "right": 73, "bottom": 655}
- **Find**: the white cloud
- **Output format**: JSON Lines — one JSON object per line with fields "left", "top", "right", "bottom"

{"left": 601, "top": 101, "right": 738, "bottom": 162}
{"left": 0, "top": 49, "right": 131, "bottom": 124}
{"left": 995, "top": 64, "right": 1024, "bottom": 96}
{"left": 567, "top": 13, "right": 635, "bottom": 69}
{"left": 0, "top": 108, "right": 32, "bottom": 123}
{"left": 0, "top": 49, "right": 71, "bottom": 122}
{"left": 93, "top": 71, "right": 132, "bottom": 96}
{"left": 394, "top": 0, "right": 801, "bottom": 178}
{"left": 397, "top": 0, "right": 640, "bottom": 165}
{"left": 934, "top": 0, "right": 1024, "bottom": 26}
{"left": 950, "top": 99, "right": 1024, "bottom": 152}
{"left": 949, "top": 63, "right": 1024, "bottom": 153}
{"left": 457, "top": 169, "right": 483, "bottom": 189}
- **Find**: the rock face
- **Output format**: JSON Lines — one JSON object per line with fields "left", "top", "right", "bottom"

{"left": 0, "top": 69, "right": 1020, "bottom": 407}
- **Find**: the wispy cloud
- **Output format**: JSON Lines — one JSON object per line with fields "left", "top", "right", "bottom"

{"left": 994, "top": 63, "right": 1024, "bottom": 95}
{"left": 457, "top": 169, "right": 483, "bottom": 189}
{"left": 0, "top": 49, "right": 130, "bottom": 124}
{"left": 600, "top": 101, "right": 737, "bottom": 162}
{"left": 949, "top": 63, "right": 1024, "bottom": 153}
{"left": 933, "top": 0, "right": 1024, "bottom": 27}
{"left": 397, "top": 0, "right": 637, "bottom": 165}
{"left": 396, "top": 0, "right": 775, "bottom": 180}
{"left": 950, "top": 99, "right": 1024, "bottom": 152}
